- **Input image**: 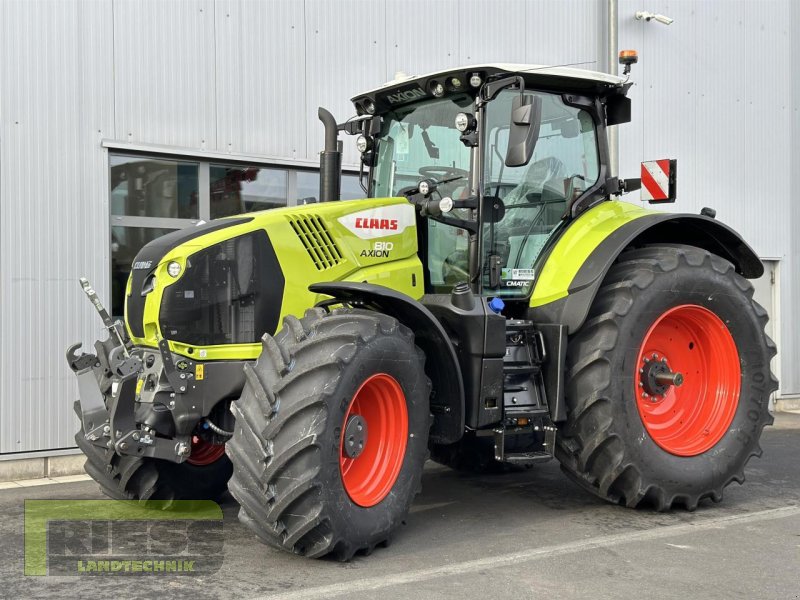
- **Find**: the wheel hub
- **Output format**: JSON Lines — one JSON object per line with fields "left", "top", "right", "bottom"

{"left": 634, "top": 304, "right": 741, "bottom": 457}
{"left": 640, "top": 355, "right": 684, "bottom": 400}
{"left": 339, "top": 373, "right": 408, "bottom": 507}
{"left": 342, "top": 414, "right": 368, "bottom": 459}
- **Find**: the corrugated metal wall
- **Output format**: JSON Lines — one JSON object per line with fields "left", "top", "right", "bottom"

{"left": 0, "top": 0, "right": 115, "bottom": 453}
{"left": 617, "top": 0, "right": 798, "bottom": 395}
{"left": 0, "top": 0, "right": 796, "bottom": 454}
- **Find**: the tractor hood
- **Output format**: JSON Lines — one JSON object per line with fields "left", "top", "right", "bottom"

{"left": 124, "top": 198, "right": 423, "bottom": 361}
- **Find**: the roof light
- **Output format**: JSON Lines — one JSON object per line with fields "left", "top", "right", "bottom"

{"left": 469, "top": 73, "right": 482, "bottom": 88}
{"left": 450, "top": 77, "right": 462, "bottom": 90}
{"left": 430, "top": 81, "right": 445, "bottom": 97}
{"left": 363, "top": 99, "right": 376, "bottom": 114}
{"left": 618, "top": 50, "right": 639, "bottom": 75}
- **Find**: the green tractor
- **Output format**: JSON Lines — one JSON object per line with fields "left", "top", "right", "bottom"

{"left": 68, "top": 62, "right": 777, "bottom": 560}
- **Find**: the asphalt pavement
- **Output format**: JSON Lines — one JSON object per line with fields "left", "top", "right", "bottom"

{"left": 2, "top": 413, "right": 799, "bottom": 600}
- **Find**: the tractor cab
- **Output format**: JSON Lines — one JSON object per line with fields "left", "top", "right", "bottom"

{"left": 344, "top": 65, "right": 631, "bottom": 306}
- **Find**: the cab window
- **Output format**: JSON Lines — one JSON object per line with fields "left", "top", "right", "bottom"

{"left": 482, "top": 90, "right": 599, "bottom": 296}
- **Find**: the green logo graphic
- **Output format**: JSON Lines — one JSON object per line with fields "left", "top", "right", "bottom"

{"left": 24, "top": 500, "right": 223, "bottom": 576}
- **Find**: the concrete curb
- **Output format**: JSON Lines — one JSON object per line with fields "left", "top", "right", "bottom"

{"left": 0, "top": 473, "right": 92, "bottom": 490}
{"left": 775, "top": 396, "right": 800, "bottom": 413}
{"left": 0, "top": 454, "right": 85, "bottom": 483}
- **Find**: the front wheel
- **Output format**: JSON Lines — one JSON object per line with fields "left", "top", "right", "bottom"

{"left": 227, "top": 308, "right": 431, "bottom": 559}
{"left": 556, "top": 245, "right": 777, "bottom": 510}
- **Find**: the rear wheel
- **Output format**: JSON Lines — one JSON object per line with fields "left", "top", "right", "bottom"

{"left": 556, "top": 245, "right": 777, "bottom": 510}
{"left": 227, "top": 308, "right": 431, "bottom": 559}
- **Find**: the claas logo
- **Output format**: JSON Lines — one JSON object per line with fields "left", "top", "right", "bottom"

{"left": 354, "top": 218, "right": 399, "bottom": 231}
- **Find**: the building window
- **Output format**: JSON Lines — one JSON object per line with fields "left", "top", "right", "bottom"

{"left": 108, "top": 152, "right": 362, "bottom": 317}
{"left": 210, "top": 165, "right": 288, "bottom": 218}
{"left": 111, "top": 155, "right": 200, "bottom": 219}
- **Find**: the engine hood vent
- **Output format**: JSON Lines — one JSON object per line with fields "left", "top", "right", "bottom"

{"left": 287, "top": 215, "right": 343, "bottom": 270}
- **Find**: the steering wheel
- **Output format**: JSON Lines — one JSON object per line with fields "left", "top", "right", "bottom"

{"left": 418, "top": 166, "right": 469, "bottom": 181}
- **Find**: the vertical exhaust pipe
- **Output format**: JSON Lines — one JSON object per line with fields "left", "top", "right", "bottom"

{"left": 318, "top": 107, "right": 342, "bottom": 202}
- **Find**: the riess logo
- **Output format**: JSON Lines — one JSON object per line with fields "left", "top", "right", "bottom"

{"left": 338, "top": 204, "right": 415, "bottom": 240}
{"left": 24, "top": 500, "right": 223, "bottom": 577}
{"left": 354, "top": 217, "right": 398, "bottom": 231}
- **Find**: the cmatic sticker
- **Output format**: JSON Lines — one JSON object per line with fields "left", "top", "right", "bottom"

{"left": 338, "top": 204, "right": 416, "bottom": 240}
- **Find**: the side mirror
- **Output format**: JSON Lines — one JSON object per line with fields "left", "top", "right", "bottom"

{"left": 505, "top": 94, "right": 542, "bottom": 167}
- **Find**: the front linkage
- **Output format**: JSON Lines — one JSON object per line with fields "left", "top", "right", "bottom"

{"left": 66, "top": 278, "right": 234, "bottom": 466}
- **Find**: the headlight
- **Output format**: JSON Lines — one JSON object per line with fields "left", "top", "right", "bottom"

{"left": 356, "top": 135, "right": 370, "bottom": 153}
{"left": 455, "top": 112, "right": 476, "bottom": 134}
{"left": 418, "top": 180, "right": 430, "bottom": 196}
{"left": 167, "top": 261, "right": 182, "bottom": 278}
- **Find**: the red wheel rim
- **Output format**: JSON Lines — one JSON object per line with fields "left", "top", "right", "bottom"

{"left": 339, "top": 373, "right": 408, "bottom": 507}
{"left": 187, "top": 434, "right": 226, "bottom": 466}
{"left": 636, "top": 304, "right": 741, "bottom": 456}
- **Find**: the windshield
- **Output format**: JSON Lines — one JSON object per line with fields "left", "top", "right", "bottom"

{"left": 371, "top": 94, "right": 473, "bottom": 198}
{"left": 482, "top": 89, "right": 600, "bottom": 296}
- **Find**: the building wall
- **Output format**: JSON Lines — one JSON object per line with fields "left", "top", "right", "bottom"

{"left": 0, "top": 0, "right": 795, "bottom": 454}
{"left": 617, "top": 0, "right": 798, "bottom": 395}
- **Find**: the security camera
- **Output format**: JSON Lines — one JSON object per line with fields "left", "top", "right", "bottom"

{"left": 635, "top": 11, "right": 674, "bottom": 25}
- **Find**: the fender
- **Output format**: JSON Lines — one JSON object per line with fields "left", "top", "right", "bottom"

{"left": 308, "top": 281, "right": 465, "bottom": 444}
{"left": 530, "top": 201, "right": 763, "bottom": 334}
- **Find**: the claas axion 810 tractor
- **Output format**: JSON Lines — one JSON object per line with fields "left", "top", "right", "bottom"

{"left": 68, "top": 56, "right": 777, "bottom": 560}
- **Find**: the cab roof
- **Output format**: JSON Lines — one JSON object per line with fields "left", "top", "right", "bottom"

{"left": 351, "top": 63, "right": 628, "bottom": 114}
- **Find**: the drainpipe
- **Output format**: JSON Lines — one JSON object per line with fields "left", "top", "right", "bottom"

{"left": 607, "top": 0, "right": 619, "bottom": 177}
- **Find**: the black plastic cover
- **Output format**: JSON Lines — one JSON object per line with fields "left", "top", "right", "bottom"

{"left": 160, "top": 230, "right": 284, "bottom": 346}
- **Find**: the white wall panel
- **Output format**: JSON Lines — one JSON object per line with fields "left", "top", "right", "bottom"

{"left": 304, "top": 0, "right": 388, "bottom": 166}
{"left": 386, "top": 0, "right": 460, "bottom": 80}
{"left": 0, "top": 0, "right": 115, "bottom": 452}
{"left": 113, "top": 0, "right": 217, "bottom": 149}
{"left": 215, "top": 0, "right": 307, "bottom": 158}
{"left": 788, "top": 0, "right": 800, "bottom": 396}
{"left": 618, "top": 0, "right": 796, "bottom": 393}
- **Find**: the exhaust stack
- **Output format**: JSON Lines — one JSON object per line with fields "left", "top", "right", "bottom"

{"left": 318, "top": 107, "right": 342, "bottom": 202}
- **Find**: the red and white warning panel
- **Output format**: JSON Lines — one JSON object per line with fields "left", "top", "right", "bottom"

{"left": 641, "top": 159, "right": 677, "bottom": 203}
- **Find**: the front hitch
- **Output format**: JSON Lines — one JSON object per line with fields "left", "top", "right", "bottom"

{"left": 66, "top": 278, "right": 193, "bottom": 463}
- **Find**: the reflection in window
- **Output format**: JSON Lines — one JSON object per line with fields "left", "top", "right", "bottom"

{"left": 210, "top": 166, "right": 287, "bottom": 218}
{"left": 111, "top": 226, "right": 177, "bottom": 317}
{"left": 110, "top": 155, "right": 199, "bottom": 219}
{"left": 295, "top": 171, "right": 364, "bottom": 204}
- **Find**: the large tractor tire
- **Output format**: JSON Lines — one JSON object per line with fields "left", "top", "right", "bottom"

{"left": 75, "top": 401, "right": 232, "bottom": 501}
{"left": 227, "top": 308, "right": 431, "bottom": 560}
{"left": 556, "top": 245, "right": 777, "bottom": 510}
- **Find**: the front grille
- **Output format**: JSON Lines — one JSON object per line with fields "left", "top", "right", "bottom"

{"left": 159, "top": 230, "right": 284, "bottom": 346}
{"left": 287, "top": 215, "right": 343, "bottom": 270}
